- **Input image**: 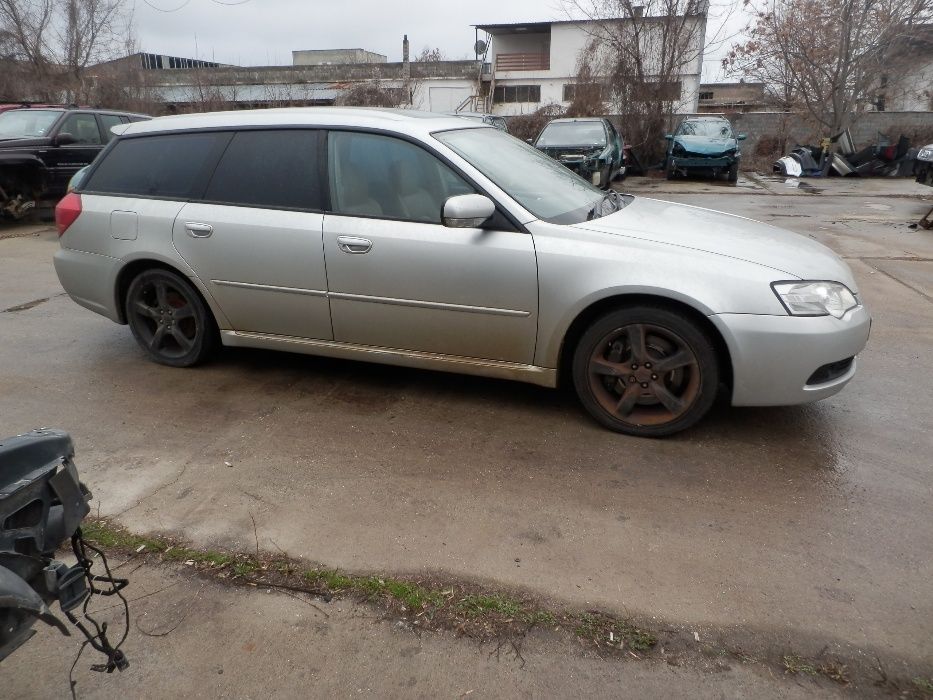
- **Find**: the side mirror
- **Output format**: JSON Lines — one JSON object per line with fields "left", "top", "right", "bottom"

{"left": 442, "top": 194, "right": 495, "bottom": 228}
{"left": 54, "top": 132, "right": 77, "bottom": 146}
{"left": 663, "top": 134, "right": 673, "bottom": 140}
{"left": 737, "top": 133, "right": 747, "bottom": 141}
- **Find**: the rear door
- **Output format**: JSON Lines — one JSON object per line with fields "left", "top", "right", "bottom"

{"left": 171, "top": 129, "right": 332, "bottom": 340}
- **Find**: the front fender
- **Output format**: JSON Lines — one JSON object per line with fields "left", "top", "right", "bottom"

{"left": 528, "top": 221, "right": 788, "bottom": 368}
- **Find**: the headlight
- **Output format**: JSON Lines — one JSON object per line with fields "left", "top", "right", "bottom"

{"left": 918, "top": 146, "right": 933, "bottom": 161}
{"left": 772, "top": 281, "right": 858, "bottom": 318}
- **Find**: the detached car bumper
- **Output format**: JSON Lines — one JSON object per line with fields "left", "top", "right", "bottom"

{"left": 711, "top": 306, "right": 871, "bottom": 406}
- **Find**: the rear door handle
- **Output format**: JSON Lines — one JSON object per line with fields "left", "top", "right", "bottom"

{"left": 336, "top": 236, "right": 372, "bottom": 254}
{"left": 185, "top": 222, "right": 213, "bottom": 238}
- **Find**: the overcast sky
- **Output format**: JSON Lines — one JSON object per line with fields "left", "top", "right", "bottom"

{"left": 131, "top": 0, "right": 743, "bottom": 82}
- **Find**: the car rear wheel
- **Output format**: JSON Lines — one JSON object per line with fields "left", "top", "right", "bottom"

{"left": 572, "top": 306, "right": 719, "bottom": 436}
{"left": 125, "top": 269, "right": 218, "bottom": 367}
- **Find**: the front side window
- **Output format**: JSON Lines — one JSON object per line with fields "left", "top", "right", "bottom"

{"left": 59, "top": 113, "right": 102, "bottom": 145}
{"left": 327, "top": 131, "right": 473, "bottom": 223}
{"left": 0, "top": 109, "right": 61, "bottom": 139}
{"left": 204, "top": 130, "right": 321, "bottom": 210}
{"left": 83, "top": 132, "right": 228, "bottom": 198}
{"left": 436, "top": 127, "right": 620, "bottom": 225}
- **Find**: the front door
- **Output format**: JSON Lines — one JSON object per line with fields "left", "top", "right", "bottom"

{"left": 321, "top": 130, "right": 538, "bottom": 364}
{"left": 46, "top": 112, "right": 103, "bottom": 193}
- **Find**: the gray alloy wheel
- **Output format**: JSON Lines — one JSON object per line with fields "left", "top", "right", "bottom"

{"left": 572, "top": 306, "right": 720, "bottom": 437}
{"left": 125, "top": 268, "right": 218, "bottom": 367}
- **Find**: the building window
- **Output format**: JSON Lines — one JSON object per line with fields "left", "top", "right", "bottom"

{"left": 493, "top": 85, "right": 541, "bottom": 104}
{"left": 699, "top": 91, "right": 714, "bottom": 100}
{"left": 563, "top": 84, "right": 576, "bottom": 102}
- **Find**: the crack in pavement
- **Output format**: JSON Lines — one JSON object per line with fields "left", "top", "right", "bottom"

{"left": 2, "top": 291, "right": 66, "bottom": 313}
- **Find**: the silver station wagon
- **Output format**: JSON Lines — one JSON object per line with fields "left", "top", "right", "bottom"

{"left": 54, "top": 108, "right": 870, "bottom": 436}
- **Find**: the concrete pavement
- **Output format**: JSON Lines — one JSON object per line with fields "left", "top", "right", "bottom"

{"left": 1, "top": 178, "right": 931, "bottom": 696}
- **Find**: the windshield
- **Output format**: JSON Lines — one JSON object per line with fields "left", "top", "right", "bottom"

{"left": 536, "top": 121, "right": 607, "bottom": 148}
{"left": 0, "top": 110, "right": 61, "bottom": 139}
{"left": 677, "top": 120, "right": 733, "bottom": 138}
{"left": 435, "top": 127, "right": 624, "bottom": 225}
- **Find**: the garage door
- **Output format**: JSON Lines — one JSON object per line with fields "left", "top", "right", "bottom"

{"left": 428, "top": 87, "right": 472, "bottom": 113}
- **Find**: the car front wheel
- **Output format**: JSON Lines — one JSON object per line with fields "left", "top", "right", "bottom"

{"left": 572, "top": 306, "right": 719, "bottom": 436}
{"left": 125, "top": 268, "right": 217, "bottom": 367}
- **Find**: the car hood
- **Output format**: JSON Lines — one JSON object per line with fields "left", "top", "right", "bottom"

{"left": 572, "top": 196, "right": 858, "bottom": 291}
{"left": 673, "top": 135, "right": 736, "bottom": 155}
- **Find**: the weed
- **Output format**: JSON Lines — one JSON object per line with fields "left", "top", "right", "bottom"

{"left": 913, "top": 677, "right": 933, "bottom": 696}
{"left": 458, "top": 594, "right": 522, "bottom": 618}
{"left": 783, "top": 654, "right": 818, "bottom": 676}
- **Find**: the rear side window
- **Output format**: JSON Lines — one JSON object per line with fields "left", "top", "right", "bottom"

{"left": 204, "top": 130, "right": 321, "bottom": 210}
{"left": 97, "top": 114, "right": 124, "bottom": 142}
{"left": 84, "top": 132, "right": 228, "bottom": 198}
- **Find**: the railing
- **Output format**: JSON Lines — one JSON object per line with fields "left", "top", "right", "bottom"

{"left": 495, "top": 53, "right": 550, "bottom": 72}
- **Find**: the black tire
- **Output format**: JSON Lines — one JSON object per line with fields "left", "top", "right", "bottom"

{"left": 571, "top": 306, "right": 719, "bottom": 437}
{"left": 665, "top": 160, "right": 676, "bottom": 180}
{"left": 125, "top": 268, "right": 218, "bottom": 367}
{"left": 728, "top": 162, "right": 739, "bottom": 183}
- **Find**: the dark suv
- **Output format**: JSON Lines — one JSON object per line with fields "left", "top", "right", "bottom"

{"left": 0, "top": 107, "right": 149, "bottom": 219}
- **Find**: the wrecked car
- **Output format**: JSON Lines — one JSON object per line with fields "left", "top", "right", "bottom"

{"left": 665, "top": 116, "right": 745, "bottom": 183}
{"left": 54, "top": 109, "right": 869, "bottom": 437}
{"left": 0, "top": 107, "right": 148, "bottom": 219}
{"left": 533, "top": 117, "right": 624, "bottom": 188}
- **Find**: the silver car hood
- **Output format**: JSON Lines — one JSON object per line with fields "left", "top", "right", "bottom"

{"left": 572, "top": 196, "right": 858, "bottom": 292}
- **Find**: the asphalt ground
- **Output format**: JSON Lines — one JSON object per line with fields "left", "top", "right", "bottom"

{"left": 1, "top": 176, "right": 931, "bottom": 697}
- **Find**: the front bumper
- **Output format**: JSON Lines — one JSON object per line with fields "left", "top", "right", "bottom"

{"left": 711, "top": 306, "right": 871, "bottom": 406}
{"left": 669, "top": 156, "right": 734, "bottom": 169}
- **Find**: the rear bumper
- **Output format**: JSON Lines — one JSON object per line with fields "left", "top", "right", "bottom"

{"left": 711, "top": 306, "right": 871, "bottom": 406}
{"left": 53, "top": 247, "right": 123, "bottom": 323}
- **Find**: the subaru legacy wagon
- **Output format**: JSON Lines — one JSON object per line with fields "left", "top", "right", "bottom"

{"left": 54, "top": 108, "right": 870, "bottom": 436}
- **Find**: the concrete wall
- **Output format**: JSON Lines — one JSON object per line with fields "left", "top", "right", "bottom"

{"left": 881, "top": 58, "right": 933, "bottom": 112}
{"left": 292, "top": 49, "right": 386, "bottom": 66}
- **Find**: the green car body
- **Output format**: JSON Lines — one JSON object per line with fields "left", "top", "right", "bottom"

{"left": 665, "top": 117, "right": 746, "bottom": 183}
{"left": 534, "top": 118, "right": 625, "bottom": 189}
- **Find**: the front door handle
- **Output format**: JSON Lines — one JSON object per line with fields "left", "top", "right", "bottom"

{"left": 336, "top": 236, "right": 372, "bottom": 254}
{"left": 185, "top": 222, "right": 213, "bottom": 238}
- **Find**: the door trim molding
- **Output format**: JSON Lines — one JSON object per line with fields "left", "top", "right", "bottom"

{"left": 328, "top": 291, "right": 531, "bottom": 318}
{"left": 220, "top": 330, "right": 557, "bottom": 388}
{"left": 212, "top": 279, "right": 328, "bottom": 298}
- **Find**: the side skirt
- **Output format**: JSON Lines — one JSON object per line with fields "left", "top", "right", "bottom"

{"left": 220, "top": 330, "right": 559, "bottom": 388}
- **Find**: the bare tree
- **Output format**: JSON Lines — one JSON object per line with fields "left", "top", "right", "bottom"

{"left": 414, "top": 46, "right": 445, "bottom": 62}
{"left": 561, "top": 0, "right": 725, "bottom": 163}
{"left": 0, "top": 0, "right": 132, "bottom": 102}
{"left": 724, "top": 0, "right": 933, "bottom": 133}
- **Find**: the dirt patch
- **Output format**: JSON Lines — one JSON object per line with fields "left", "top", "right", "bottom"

{"left": 80, "top": 518, "right": 932, "bottom": 697}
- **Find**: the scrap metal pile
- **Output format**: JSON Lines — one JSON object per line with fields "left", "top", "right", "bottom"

{"left": 773, "top": 130, "right": 919, "bottom": 178}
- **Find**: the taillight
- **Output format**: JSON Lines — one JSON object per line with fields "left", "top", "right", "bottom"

{"left": 55, "top": 192, "right": 82, "bottom": 236}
